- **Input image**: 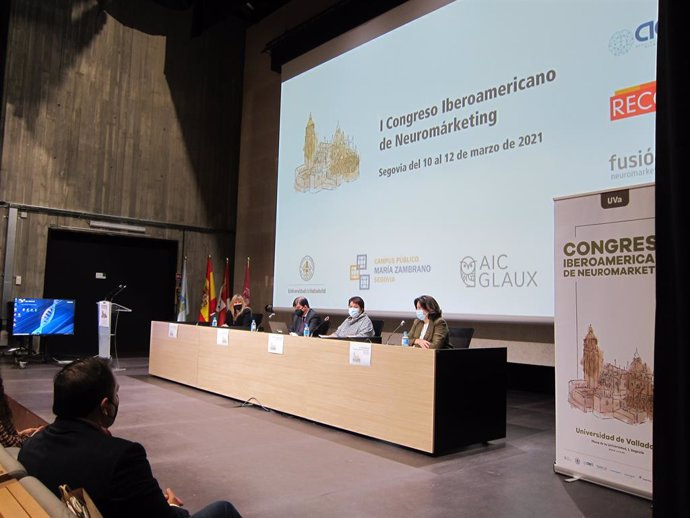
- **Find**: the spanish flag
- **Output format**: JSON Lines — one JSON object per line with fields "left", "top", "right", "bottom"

{"left": 198, "top": 255, "right": 216, "bottom": 322}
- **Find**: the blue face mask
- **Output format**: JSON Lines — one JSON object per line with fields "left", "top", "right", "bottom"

{"left": 348, "top": 307, "right": 360, "bottom": 318}
{"left": 416, "top": 309, "right": 426, "bottom": 321}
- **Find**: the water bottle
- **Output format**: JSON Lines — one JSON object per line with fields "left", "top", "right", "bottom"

{"left": 250, "top": 319, "right": 257, "bottom": 332}
{"left": 401, "top": 331, "right": 409, "bottom": 347}
{"left": 211, "top": 314, "right": 218, "bottom": 327}
{"left": 304, "top": 323, "right": 310, "bottom": 337}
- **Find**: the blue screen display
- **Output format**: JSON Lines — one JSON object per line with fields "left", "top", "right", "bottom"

{"left": 12, "top": 298, "right": 76, "bottom": 336}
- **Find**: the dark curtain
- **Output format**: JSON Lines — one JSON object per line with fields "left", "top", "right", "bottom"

{"left": 653, "top": 0, "right": 689, "bottom": 516}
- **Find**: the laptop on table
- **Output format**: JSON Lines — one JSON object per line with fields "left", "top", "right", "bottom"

{"left": 268, "top": 320, "right": 289, "bottom": 334}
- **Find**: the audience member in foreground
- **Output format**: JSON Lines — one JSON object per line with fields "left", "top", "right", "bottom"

{"left": 324, "top": 296, "right": 374, "bottom": 338}
{"left": 407, "top": 295, "right": 450, "bottom": 349}
{"left": 19, "top": 357, "right": 241, "bottom": 518}
{"left": 0, "top": 372, "right": 42, "bottom": 447}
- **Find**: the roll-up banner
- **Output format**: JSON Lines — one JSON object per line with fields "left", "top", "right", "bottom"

{"left": 554, "top": 183, "right": 654, "bottom": 499}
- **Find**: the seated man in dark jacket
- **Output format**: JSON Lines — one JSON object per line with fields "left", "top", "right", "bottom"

{"left": 19, "top": 357, "right": 241, "bottom": 518}
{"left": 289, "top": 296, "right": 322, "bottom": 336}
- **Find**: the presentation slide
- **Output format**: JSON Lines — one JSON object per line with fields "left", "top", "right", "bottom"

{"left": 274, "top": 0, "right": 658, "bottom": 321}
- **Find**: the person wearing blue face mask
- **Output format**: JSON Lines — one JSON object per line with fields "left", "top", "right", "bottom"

{"left": 407, "top": 295, "right": 450, "bottom": 349}
{"left": 325, "top": 296, "right": 374, "bottom": 338}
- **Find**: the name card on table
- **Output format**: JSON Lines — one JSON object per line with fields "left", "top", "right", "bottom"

{"left": 268, "top": 334, "right": 284, "bottom": 355}
{"left": 168, "top": 324, "right": 178, "bottom": 338}
{"left": 216, "top": 329, "right": 229, "bottom": 346}
{"left": 349, "top": 342, "right": 371, "bottom": 367}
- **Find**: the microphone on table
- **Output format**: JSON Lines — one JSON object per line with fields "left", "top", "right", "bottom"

{"left": 385, "top": 320, "right": 406, "bottom": 345}
{"left": 268, "top": 313, "right": 276, "bottom": 319}
{"left": 311, "top": 316, "right": 329, "bottom": 337}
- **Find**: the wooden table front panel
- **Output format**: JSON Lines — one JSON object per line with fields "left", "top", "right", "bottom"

{"left": 149, "top": 322, "right": 436, "bottom": 452}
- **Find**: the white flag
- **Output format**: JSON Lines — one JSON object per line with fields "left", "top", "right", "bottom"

{"left": 177, "top": 257, "right": 189, "bottom": 322}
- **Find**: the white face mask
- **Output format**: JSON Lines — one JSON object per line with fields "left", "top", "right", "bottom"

{"left": 348, "top": 307, "right": 360, "bottom": 318}
{"left": 415, "top": 309, "right": 426, "bottom": 321}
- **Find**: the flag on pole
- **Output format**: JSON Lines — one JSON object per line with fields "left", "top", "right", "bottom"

{"left": 176, "top": 257, "right": 189, "bottom": 322}
{"left": 198, "top": 255, "right": 216, "bottom": 322}
{"left": 242, "top": 257, "right": 251, "bottom": 306}
{"left": 216, "top": 258, "right": 230, "bottom": 326}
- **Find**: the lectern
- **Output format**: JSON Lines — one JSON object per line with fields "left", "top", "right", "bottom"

{"left": 97, "top": 300, "right": 131, "bottom": 369}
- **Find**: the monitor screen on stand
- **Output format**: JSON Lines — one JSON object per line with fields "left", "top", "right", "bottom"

{"left": 11, "top": 298, "right": 77, "bottom": 363}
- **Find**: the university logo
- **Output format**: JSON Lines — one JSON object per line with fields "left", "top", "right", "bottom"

{"left": 299, "top": 256, "right": 315, "bottom": 281}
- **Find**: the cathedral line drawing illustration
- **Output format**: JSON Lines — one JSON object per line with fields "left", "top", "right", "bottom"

{"left": 568, "top": 325, "right": 654, "bottom": 425}
{"left": 295, "top": 115, "right": 360, "bottom": 193}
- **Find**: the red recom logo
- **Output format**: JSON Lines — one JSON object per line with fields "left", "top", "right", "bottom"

{"left": 610, "top": 81, "right": 656, "bottom": 121}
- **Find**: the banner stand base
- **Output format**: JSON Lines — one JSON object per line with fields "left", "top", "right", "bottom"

{"left": 554, "top": 463, "right": 652, "bottom": 501}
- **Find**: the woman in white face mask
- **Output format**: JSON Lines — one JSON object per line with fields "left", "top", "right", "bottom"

{"left": 407, "top": 295, "right": 450, "bottom": 349}
{"left": 327, "top": 296, "right": 375, "bottom": 338}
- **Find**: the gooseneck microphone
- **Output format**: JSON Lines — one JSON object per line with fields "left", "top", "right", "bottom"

{"left": 385, "top": 320, "right": 406, "bottom": 345}
{"left": 103, "top": 284, "right": 121, "bottom": 301}
{"left": 310, "top": 315, "right": 329, "bottom": 337}
{"left": 110, "top": 284, "right": 127, "bottom": 301}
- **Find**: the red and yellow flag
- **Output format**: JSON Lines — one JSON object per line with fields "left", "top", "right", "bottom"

{"left": 216, "top": 258, "right": 230, "bottom": 326}
{"left": 198, "top": 255, "right": 216, "bottom": 322}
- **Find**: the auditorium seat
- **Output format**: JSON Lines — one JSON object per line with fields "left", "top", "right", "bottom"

{"left": 312, "top": 316, "right": 330, "bottom": 337}
{"left": 370, "top": 319, "right": 384, "bottom": 338}
{"left": 17, "top": 476, "right": 77, "bottom": 518}
{"left": 0, "top": 444, "right": 27, "bottom": 481}
{"left": 448, "top": 327, "right": 475, "bottom": 349}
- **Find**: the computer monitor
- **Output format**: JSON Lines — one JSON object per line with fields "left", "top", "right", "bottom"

{"left": 12, "top": 298, "right": 76, "bottom": 336}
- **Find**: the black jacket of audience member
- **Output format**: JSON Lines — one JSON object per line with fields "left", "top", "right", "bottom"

{"left": 19, "top": 417, "right": 189, "bottom": 518}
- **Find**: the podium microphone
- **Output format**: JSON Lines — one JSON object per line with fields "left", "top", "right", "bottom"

{"left": 111, "top": 284, "right": 127, "bottom": 301}
{"left": 385, "top": 320, "right": 406, "bottom": 345}
{"left": 104, "top": 284, "right": 122, "bottom": 301}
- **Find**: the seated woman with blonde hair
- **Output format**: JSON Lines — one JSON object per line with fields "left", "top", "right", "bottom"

{"left": 229, "top": 294, "right": 253, "bottom": 328}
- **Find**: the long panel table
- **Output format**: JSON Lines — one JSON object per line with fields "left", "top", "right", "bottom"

{"left": 149, "top": 321, "right": 506, "bottom": 454}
